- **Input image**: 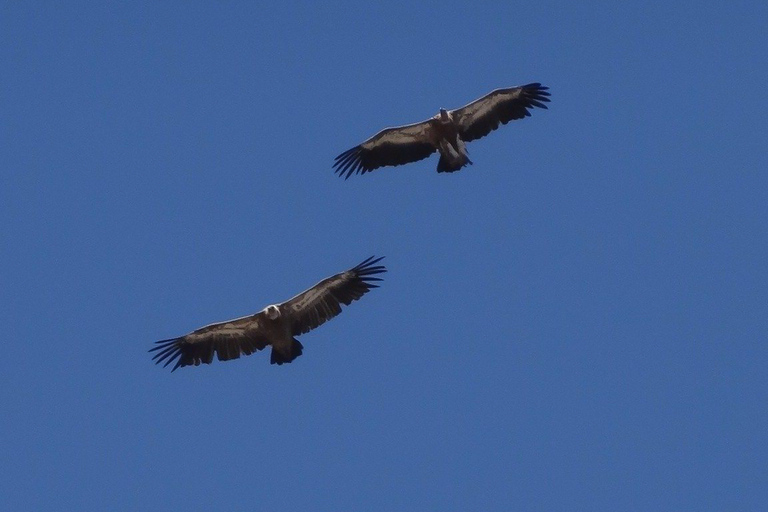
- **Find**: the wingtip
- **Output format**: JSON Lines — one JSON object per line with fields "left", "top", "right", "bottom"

{"left": 358, "top": 255, "right": 386, "bottom": 268}
{"left": 522, "top": 83, "right": 551, "bottom": 96}
{"left": 149, "top": 337, "right": 185, "bottom": 371}
{"left": 333, "top": 146, "right": 365, "bottom": 179}
{"left": 351, "top": 256, "right": 387, "bottom": 281}
{"left": 522, "top": 83, "right": 551, "bottom": 111}
{"left": 148, "top": 337, "right": 179, "bottom": 352}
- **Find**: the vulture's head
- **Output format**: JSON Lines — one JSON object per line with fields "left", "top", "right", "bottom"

{"left": 438, "top": 108, "right": 451, "bottom": 123}
{"left": 264, "top": 305, "right": 281, "bottom": 320}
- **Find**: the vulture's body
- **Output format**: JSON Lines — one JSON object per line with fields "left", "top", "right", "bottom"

{"left": 334, "top": 83, "right": 550, "bottom": 178}
{"left": 150, "top": 256, "right": 386, "bottom": 371}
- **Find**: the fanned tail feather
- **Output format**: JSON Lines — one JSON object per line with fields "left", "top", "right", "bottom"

{"left": 270, "top": 339, "right": 304, "bottom": 365}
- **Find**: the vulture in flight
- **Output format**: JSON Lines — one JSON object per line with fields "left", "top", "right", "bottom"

{"left": 150, "top": 256, "right": 386, "bottom": 371}
{"left": 334, "top": 83, "right": 550, "bottom": 178}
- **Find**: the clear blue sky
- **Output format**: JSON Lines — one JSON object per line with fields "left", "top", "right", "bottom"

{"left": 2, "top": 2, "right": 766, "bottom": 511}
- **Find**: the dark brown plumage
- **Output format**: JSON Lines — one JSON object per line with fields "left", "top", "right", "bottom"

{"left": 334, "top": 83, "right": 550, "bottom": 178}
{"left": 150, "top": 256, "right": 386, "bottom": 371}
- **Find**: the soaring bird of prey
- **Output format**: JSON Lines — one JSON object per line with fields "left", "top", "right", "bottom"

{"left": 150, "top": 256, "right": 386, "bottom": 371}
{"left": 333, "top": 83, "right": 550, "bottom": 178}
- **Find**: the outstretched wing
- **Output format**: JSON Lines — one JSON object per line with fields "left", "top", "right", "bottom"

{"left": 334, "top": 121, "right": 437, "bottom": 179}
{"left": 149, "top": 314, "right": 270, "bottom": 372}
{"left": 450, "top": 83, "right": 550, "bottom": 142}
{"left": 281, "top": 256, "right": 387, "bottom": 336}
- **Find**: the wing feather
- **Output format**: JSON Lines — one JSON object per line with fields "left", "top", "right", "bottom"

{"left": 149, "top": 314, "right": 270, "bottom": 372}
{"left": 282, "top": 256, "right": 387, "bottom": 336}
{"left": 334, "top": 122, "right": 437, "bottom": 179}
{"left": 450, "top": 83, "right": 550, "bottom": 142}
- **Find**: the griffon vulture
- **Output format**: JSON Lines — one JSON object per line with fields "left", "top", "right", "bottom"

{"left": 334, "top": 83, "right": 550, "bottom": 178}
{"left": 150, "top": 256, "right": 386, "bottom": 371}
